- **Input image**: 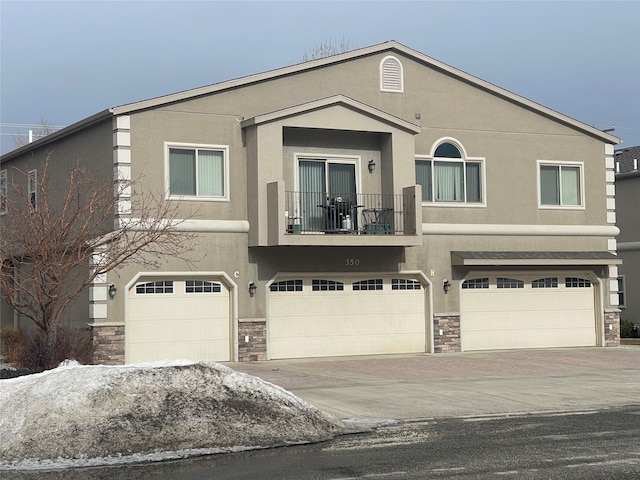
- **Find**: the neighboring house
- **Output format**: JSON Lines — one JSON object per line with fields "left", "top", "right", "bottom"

{"left": 615, "top": 146, "right": 640, "bottom": 327}
{"left": 0, "top": 41, "right": 622, "bottom": 364}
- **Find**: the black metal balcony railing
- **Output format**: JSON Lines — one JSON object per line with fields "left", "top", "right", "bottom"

{"left": 285, "top": 192, "right": 411, "bottom": 235}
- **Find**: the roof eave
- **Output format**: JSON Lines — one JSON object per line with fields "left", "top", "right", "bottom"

{"left": 112, "top": 40, "right": 620, "bottom": 144}
{"left": 110, "top": 41, "right": 402, "bottom": 117}
{"left": 1, "top": 109, "right": 113, "bottom": 163}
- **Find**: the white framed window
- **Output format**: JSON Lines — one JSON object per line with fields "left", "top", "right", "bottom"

{"left": 28, "top": 169, "right": 37, "bottom": 210}
{"left": 312, "top": 279, "right": 344, "bottom": 291}
{"left": 353, "top": 279, "right": 383, "bottom": 291}
{"left": 565, "top": 277, "right": 591, "bottom": 288}
{"left": 380, "top": 56, "right": 403, "bottom": 92}
{"left": 135, "top": 280, "right": 174, "bottom": 294}
{"left": 532, "top": 277, "right": 558, "bottom": 288}
{"left": 497, "top": 277, "right": 524, "bottom": 289}
{"left": 462, "top": 278, "right": 489, "bottom": 289}
{"left": 185, "top": 280, "right": 221, "bottom": 293}
{"left": 416, "top": 140, "right": 485, "bottom": 206}
{"left": 165, "top": 143, "right": 229, "bottom": 201}
{"left": 538, "top": 161, "right": 584, "bottom": 208}
{"left": 618, "top": 275, "right": 626, "bottom": 308}
{"left": 0, "top": 169, "right": 7, "bottom": 215}
{"left": 270, "top": 279, "right": 303, "bottom": 292}
{"left": 391, "top": 278, "right": 422, "bottom": 290}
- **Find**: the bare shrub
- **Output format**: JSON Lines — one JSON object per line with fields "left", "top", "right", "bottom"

{"left": 0, "top": 326, "right": 24, "bottom": 364}
{"left": 21, "top": 327, "right": 95, "bottom": 372}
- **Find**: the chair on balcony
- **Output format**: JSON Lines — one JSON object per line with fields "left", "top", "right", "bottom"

{"left": 362, "top": 207, "right": 392, "bottom": 234}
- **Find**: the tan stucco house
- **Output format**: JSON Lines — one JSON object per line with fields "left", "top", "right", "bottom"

{"left": 0, "top": 41, "right": 623, "bottom": 364}
{"left": 615, "top": 146, "right": 640, "bottom": 328}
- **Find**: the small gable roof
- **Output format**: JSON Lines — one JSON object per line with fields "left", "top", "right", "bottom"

{"left": 240, "top": 95, "right": 422, "bottom": 134}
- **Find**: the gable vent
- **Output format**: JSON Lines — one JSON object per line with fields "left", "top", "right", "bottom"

{"left": 380, "top": 56, "right": 403, "bottom": 92}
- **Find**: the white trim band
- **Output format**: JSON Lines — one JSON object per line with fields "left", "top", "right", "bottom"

{"left": 422, "top": 223, "right": 620, "bottom": 237}
{"left": 118, "top": 218, "right": 250, "bottom": 233}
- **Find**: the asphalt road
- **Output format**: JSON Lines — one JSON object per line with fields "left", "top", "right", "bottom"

{"left": 9, "top": 406, "right": 640, "bottom": 480}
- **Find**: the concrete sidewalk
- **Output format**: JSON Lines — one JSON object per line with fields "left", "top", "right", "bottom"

{"left": 227, "top": 347, "right": 640, "bottom": 421}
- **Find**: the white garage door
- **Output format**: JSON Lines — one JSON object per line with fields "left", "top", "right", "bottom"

{"left": 269, "top": 276, "right": 426, "bottom": 359}
{"left": 460, "top": 273, "right": 596, "bottom": 351}
{"left": 127, "top": 278, "right": 231, "bottom": 363}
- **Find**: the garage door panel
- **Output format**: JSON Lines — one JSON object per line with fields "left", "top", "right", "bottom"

{"left": 127, "top": 279, "right": 231, "bottom": 363}
{"left": 269, "top": 277, "right": 426, "bottom": 359}
{"left": 461, "top": 273, "right": 596, "bottom": 351}
{"left": 270, "top": 333, "right": 425, "bottom": 359}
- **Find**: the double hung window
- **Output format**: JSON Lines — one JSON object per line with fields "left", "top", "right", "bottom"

{"left": 617, "top": 276, "right": 626, "bottom": 308}
{"left": 539, "top": 162, "right": 583, "bottom": 207}
{"left": 416, "top": 142, "right": 483, "bottom": 204}
{"left": 167, "top": 144, "right": 228, "bottom": 200}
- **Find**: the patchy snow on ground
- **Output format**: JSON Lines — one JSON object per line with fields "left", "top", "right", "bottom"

{"left": 0, "top": 360, "right": 345, "bottom": 470}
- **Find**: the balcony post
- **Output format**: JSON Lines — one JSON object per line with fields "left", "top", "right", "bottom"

{"left": 402, "top": 185, "right": 422, "bottom": 235}
{"left": 267, "top": 181, "right": 285, "bottom": 245}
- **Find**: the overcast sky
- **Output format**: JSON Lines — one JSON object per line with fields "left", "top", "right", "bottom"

{"left": 1, "top": 1, "right": 639, "bottom": 155}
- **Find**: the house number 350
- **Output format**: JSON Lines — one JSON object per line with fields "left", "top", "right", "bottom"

{"left": 345, "top": 258, "right": 360, "bottom": 266}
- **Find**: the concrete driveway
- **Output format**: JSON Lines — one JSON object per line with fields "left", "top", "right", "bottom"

{"left": 228, "top": 347, "right": 640, "bottom": 421}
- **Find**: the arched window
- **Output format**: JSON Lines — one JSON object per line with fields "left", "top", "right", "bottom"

{"left": 434, "top": 143, "right": 462, "bottom": 158}
{"left": 415, "top": 140, "right": 484, "bottom": 204}
{"left": 380, "top": 56, "right": 403, "bottom": 92}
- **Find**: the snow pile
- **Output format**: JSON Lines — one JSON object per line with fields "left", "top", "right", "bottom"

{"left": 0, "top": 360, "right": 345, "bottom": 468}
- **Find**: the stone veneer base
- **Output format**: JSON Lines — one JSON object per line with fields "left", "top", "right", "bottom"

{"left": 92, "top": 324, "right": 125, "bottom": 365}
{"left": 604, "top": 309, "right": 621, "bottom": 347}
{"left": 238, "top": 318, "right": 267, "bottom": 362}
{"left": 433, "top": 315, "right": 461, "bottom": 353}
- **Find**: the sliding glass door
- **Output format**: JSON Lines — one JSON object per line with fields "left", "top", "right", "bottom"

{"left": 299, "top": 159, "right": 356, "bottom": 231}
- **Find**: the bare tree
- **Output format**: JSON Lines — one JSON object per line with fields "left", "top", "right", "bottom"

{"left": 11, "top": 120, "right": 61, "bottom": 149}
{"left": 0, "top": 153, "right": 198, "bottom": 368}
{"left": 302, "top": 37, "right": 353, "bottom": 62}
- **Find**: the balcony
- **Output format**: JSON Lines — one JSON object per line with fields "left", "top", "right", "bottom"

{"left": 259, "top": 182, "right": 422, "bottom": 247}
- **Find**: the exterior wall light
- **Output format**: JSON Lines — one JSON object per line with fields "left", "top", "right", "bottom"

{"left": 248, "top": 281, "right": 257, "bottom": 297}
{"left": 443, "top": 279, "right": 451, "bottom": 294}
{"left": 108, "top": 283, "right": 118, "bottom": 298}
{"left": 368, "top": 159, "right": 376, "bottom": 173}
